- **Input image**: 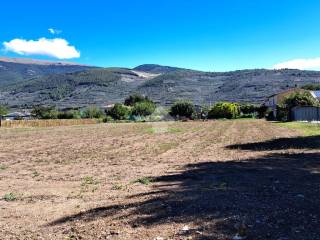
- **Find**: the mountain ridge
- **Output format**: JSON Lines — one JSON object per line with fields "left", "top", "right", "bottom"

{"left": 0, "top": 57, "right": 88, "bottom": 66}
{"left": 1, "top": 57, "right": 320, "bottom": 109}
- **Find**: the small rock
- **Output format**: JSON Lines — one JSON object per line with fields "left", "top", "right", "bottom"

{"left": 181, "top": 225, "right": 190, "bottom": 231}
{"left": 154, "top": 237, "right": 164, "bottom": 240}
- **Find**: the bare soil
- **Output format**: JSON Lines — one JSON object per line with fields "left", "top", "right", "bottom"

{"left": 0, "top": 120, "right": 319, "bottom": 239}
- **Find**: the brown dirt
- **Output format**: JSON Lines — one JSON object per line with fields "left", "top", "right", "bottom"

{"left": 0, "top": 120, "right": 319, "bottom": 240}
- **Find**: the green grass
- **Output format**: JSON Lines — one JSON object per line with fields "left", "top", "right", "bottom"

{"left": 81, "top": 176, "right": 98, "bottom": 186}
{"left": 132, "top": 177, "right": 153, "bottom": 185}
{"left": 145, "top": 127, "right": 184, "bottom": 134}
{"left": 0, "top": 165, "right": 8, "bottom": 170}
{"left": 80, "top": 176, "right": 99, "bottom": 193}
{"left": 277, "top": 122, "right": 320, "bottom": 136}
{"left": 3, "top": 193, "right": 17, "bottom": 201}
{"left": 32, "top": 170, "right": 40, "bottom": 178}
{"left": 111, "top": 184, "right": 124, "bottom": 190}
{"left": 157, "top": 142, "right": 179, "bottom": 154}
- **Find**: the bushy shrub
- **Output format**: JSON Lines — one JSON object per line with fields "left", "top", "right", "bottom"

{"left": 302, "top": 84, "right": 320, "bottom": 91}
{"left": 239, "top": 103, "right": 256, "bottom": 115}
{"left": 124, "top": 94, "right": 152, "bottom": 106}
{"left": 284, "top": 92, "right": 318, "bottom": 109}
{"left": 170, "top": 101, "right": 195, "bottom": 119}
{"left": 103, "top": 115, "right": 114, "bottom": 123}
{"left": 82, "top": 106, "right": 105, "bottom": 119}
{"left": 0, "top": 105, "right": 8, "bottom": 116}
{"left": 208, "top": 102, "right": 240, "bottom": 119}
{"left": 132, "top": 101, "right": 156, "bottom": 116}
{"left": 147, "top": 106, "right": 171, "bottom": 121}
{"left": 256, "top": 105, "right": 269, "bottom": 119}
{"left": 275, "top": 105, "right": 288, "bottom": 121}
{"left": 31, "top": 106, "right": 59, "bottom": 119}
{"left": 107, "top": 103, "right": 131, "bottom": 120}
{"left": 58, "top": 110, "right": 81, "bottom": 119}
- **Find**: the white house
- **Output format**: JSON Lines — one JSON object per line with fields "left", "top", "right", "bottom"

{"left": 265, "top": 88, "right": 315, "bottom": 117}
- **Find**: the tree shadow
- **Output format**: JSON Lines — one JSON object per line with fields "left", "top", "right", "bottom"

{"left": 226, "top": 135, "right": 320, "bottom": 151}
{"left": 48, "top": 153, "right": 320, "bottom": 239}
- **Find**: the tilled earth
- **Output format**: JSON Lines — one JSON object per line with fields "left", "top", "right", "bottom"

{"left": 0, "top": 120, "right": 319, "bottom": 239}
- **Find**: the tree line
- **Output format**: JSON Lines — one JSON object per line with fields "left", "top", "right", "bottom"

{"left": 1, "top": 92, "right": 314, "bottom": 122}
{"left": 7, "top": 94, "right": 263, "bottom": 121}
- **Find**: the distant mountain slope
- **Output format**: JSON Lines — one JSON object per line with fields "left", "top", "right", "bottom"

{"left": 1, "top": 58, "right": 320, "bottom": 108}
{"left": 136, "top": 69, "right": 320, "bottom": 105}
{"left": 0, "top": 57, "right": 93, "bottom": 87}
{"left": 133, "top": 64, "right": 195, "bottom": 74}
{"left": 0, "top": 67, "right": 150, "bottom": 108}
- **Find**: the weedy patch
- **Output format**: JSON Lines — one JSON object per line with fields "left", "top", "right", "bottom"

{"left": 80, "top": 176, "right": 100, "bottom": 193}
{"left": 168, "top": 127, "right": 184, "bottom": 133}
{"left": 277, "top": 122, "right": 320, "bottom": 136}
{"left": 81, "top": 176, "right": 98, "bottom": 186}
{"left": 144, "top": 127, "right": 184, "bottom": 134}
{"left": 32, "top": 170, "right": 40, "bottom": 178}
{"left": 111, "top": 184, "right": 124, "bottom": 190}
{"left": 0, "top": 165, "right": 8, "bottom": 170}
{"left": 3, "top": 192, "right": 17, "bottom": 202}
{"left": 157, "top": 142, "right": 179, "bottom": 154}
{"left": 132, "top": 177, "right": 153, "bottom": 185}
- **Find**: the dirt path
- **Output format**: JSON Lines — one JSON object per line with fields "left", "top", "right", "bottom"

{"left": 0, "top": 120, "right": 319, "bottom": 239}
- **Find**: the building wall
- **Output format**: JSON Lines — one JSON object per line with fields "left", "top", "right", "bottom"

{"left": 266, "top": 89, "right": 311, "bottom": 118}
{"left": 292, "top": 106, "right": 320, "bottom": 121}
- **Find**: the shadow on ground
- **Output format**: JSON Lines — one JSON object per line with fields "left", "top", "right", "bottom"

{"left": 49, "top": 150, "right": 320, "bottom": 239}
{"left": 226, "top": 135, "right": 320, "bottom": 151}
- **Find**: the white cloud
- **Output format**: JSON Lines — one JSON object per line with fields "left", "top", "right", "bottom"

{"left": 48, "top": 28, "right": 62, "bottom": 35}
{"left": 3, "top": 38, "right": 80, "bottom": 59}
{"left": 273, "top": 58, "right": 320, "bottom": 70}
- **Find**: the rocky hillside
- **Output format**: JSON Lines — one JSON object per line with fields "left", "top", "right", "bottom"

{"left": 0, "top": 57, "right": 93, "bottom": 87}
{"left": 1, "top": 59, "right": 320, "bottom": 109}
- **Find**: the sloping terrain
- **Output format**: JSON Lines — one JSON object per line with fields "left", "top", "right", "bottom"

{"left": 0, "top": 57, "right": 93, "bottom": 87}
{"left": 0, "top": 68, "right": 153, "bottom": 108}
{"left": 2, "top": 58, "right": 320, "bottom": 108}
{"left": 137, "top": 68, "right": 320, "bottom": 105}
{"left": 0, "top": 120, "right": 319, "bottom": 239}
{"left": 133, "top": 64, "right": 195, "bottom": 74}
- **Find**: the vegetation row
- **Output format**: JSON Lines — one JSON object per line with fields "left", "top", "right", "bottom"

{"left": 1, "top": 91, "right": 318, "bottom": 123}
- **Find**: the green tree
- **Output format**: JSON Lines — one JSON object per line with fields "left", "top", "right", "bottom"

{"left": 107, "top": 103, "right": 131, "bottom": 120}
{"left": 0, "top": 105, "right": 8, "bottom": 116}
{"left": 124, "top": 94, "right": 152, "bottom": 106}
{"left": 256, "top": 105, "right": 269, "bottom": 119}
{"left": 284, "top": 92, "right": 318, "bottom": 109}
{"left": 31, "top": 106, "right": 59, "bottom": 119}
{"left": 208, "top": 102, "right": 240, "bottom": 119}
{"left": 169, "top": 101, "right": 195, "bottom": 119}
{"left": 301, "top": 84, "right": 320, "bottom": 91}
{"left": 239, "top": 103, "right": 256, "bottom": 115}
{"left": 58, "top": 110, "right": 81, "bottom": 119}
{"left": 82, "top": 106, "right": 105, "bottom": 119}
{"left": 132, "top": 101, "right": 156, "bottom": 116}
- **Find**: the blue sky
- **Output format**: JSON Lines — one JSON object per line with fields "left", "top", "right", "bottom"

{"left": 1, "top": 0, "right": 320, "bottom": 71}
